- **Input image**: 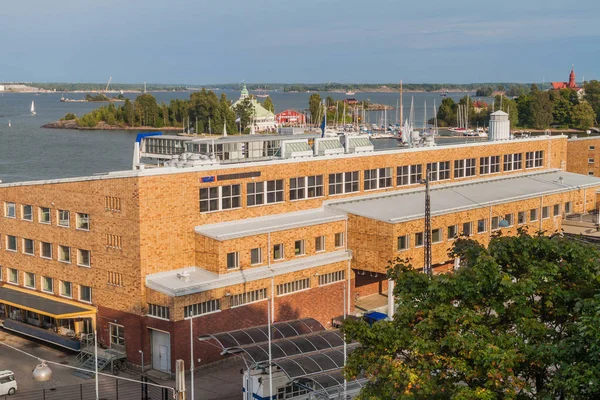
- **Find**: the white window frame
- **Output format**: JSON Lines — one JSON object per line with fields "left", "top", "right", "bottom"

{"left": 553, "top": 204, "right": 561, "bottom": 216}
{"left": 503, "top": 153, "right": 522, "bottom": 171}
{"left": 427, "top": 161, "right": 450, "bottom": 182}
{"left": 58, "top": 245, "right": 71, "bottom": 263}
{"left": 246, "top": 182, "right": 265, "bottom": 207}
{"left": 6, "top": 235, "right": 17, "bottom": 252}
{"left": 518, "top": 211, "right": 526, "bottom": 225}
{"left": 454, "top": 158, "right": 476, "bottom": 178}
{"left": 397, "top": 235, "right": 409, "bottom": 251}
{"left": 79, "top": 285, "right": 92, "bottom": 303}
{"left": 230, "top": 288, "right": 268, "bottom": 308}
{"left": 447, "top": 225, "right": 458, "bottom": 240}
{"left": 307, "top": 175, "right": 324, "bottom": 198}
{"left": 60, "top": 281, "right": 73, "bottom": 298}
{"left": 290, "top": 175, "right": 324, "bottom": 200}
{"left": 530, "top": 208, "right": 539, "bottom": 222}
{"left": 462, "top": 222, "right": 473, "bottom": 236}
{"left": 42, "top": 276, "right": 54, "bottom": 293}
{"left": 8, "top": 268, "right": 18, "bottom": 285}
{"left": 477, "top": 219, "right": 487, "bottom": 234}
{"left": 334, "top": 232, "right": 345, "bottom": 248}
{"left": 504, "top": 213, "right": 514, "bottom": 226}
{"left": 147, "top": 303, "right": 170, "bottom": 320}
{"left": 294, "top": 239, "right": 306, "bottom": 256}
{"left": 250, "top": 248, "right": 263, "bottom": 265}
{"left": 289, "top": 177, "right": 307, "bottom": 201}
{"left": 589, "top": 158, "right": 595, "bottom": 164}
{"left": 184, "top": 299, "right": 220, "bottom": 318}
{"left": 318, "top": 271, "right": 346, "bottom": 286}
{"left": 414, "top": 232, "right": 424, "bottom": 247}
{"left": 564, "top": 202, "right": 572, "bottom": 214}
{"left": 5, "top": 202, "right": 16, "bottom": 218}
{"left": 542, "top": 206, "right": 549, "bottom": 219}
{"left": 226, "top": 251, "right": 240, "bottom": 270}
{"left": 432, "top": 228, "right": 442, "bottom": 243}
{"left": 24, "top": 272, "right": 35, "bottom": 289}
{"left": 22, "top": 205, "right": 33, "bottom": 221}
{"left": 266, "top": 179, "right": 284, "bottom": 204}
{"left": 220, "top": 184, "right": 241, "bottom": 210}
{"left": 491, "top": 216, "right": 500, "bottom": 231}
{"left": 58, "top": 210, "right": 70, "bottom": 227}
{"left": 76, "top": 213, "right": 90, "bottom": 231}
{"left": 526, "top": 151, "right": 544, "bottom": 169}
{"left": 39, "top": 242, "right": 52, "bottom": 259}
{"left": 77, "top": 249, "right": 91, "bottom": 267}
{"left": 315, "top": 236, "right": 325, "bottom": 252}
{"left": 276, "top": 278, "right": 311, "bottom": 296}
{"left": 364, "top": 168, "right": 392, "bottom": 190}
{"left": 199, "top": 187, "right": 220, "bottom": 212}
{"left": 397, "top": 164, "right": 422, "bottom": 186}
{"left": 22, "top": 238, "right": 34, "bottom": 255}
{"left": 273, "top": 243, "right": 284, "bottom": 260}
{"left": 39, "top": 207, "right": 51, "bottom": 224}
{"left": 480, "top": 156, "right": 500, "bottom": 175}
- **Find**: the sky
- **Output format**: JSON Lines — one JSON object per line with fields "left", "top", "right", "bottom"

{"left": 1, "top": 0, "right": 599, "bottom": 84}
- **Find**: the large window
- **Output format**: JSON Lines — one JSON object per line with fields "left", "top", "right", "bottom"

{"left": 477, "top": 219, "right": 487, "bottom": 233}
{"left": 447, "top": 225, "right": 458, "bottom": 240}
{"left": 415, "top": 232, "right": 424, "bottom": 247}
{"left": 8, "top": 268, "right": 18, "bottom": 284}
{"left": 454, "top": 158, "right": 476, "bottom": 178}
{"left": 22, "top": 205, "right": 33, "bottom": 221}
{"left": 23, "top": 238, "right": 34, "bottom": 255}
{"left": 251, "top": 248, "right": 263, "bottom": 265}
{"left": 432, "top": 228, "right": 442, "bottom": 243}
{"left": 79, "top": 285, "right": 92, "bottom": 303}
{"left": 200, "top": 185, "right": 241, "bottom": 212}
{"left": 397, "top": 235, "right": 409, "bottom": 251}
{"left": 504, "top": 213, "right": 514, "bottom": 226}
{"left": 230, "top": 288, "right": 268, "bottom": 307}
{"left": 6, "top": 235, "right": 17, "bottom": 252}
{"left": 39, "top": 207, "right": 51, "bottom": 224}
{"left": 148, "top": 303, "right": 170, "bottom": 320}
{"left": 60, "top": 281, "right": 72, "bottom": 298}
{"left": 221, "top": 184, "right": 241, "bottom": 210}
{"left": 319, "top": 271, "right": 345, "bottom": 286}
{"left": 24, "top": 272, "right": 35, "bottom": 289}
{"left": 199, "top": 187, "right": 219, "bottom": 212}
{"left": 330, "top": 171, "right": 360, "bottom": 195}
{"left": 266, "top": 180, "right": 284, "bottom": 203}
{"left": 290, "top": 175, "right": 324, "bottom": 200}
{"left": 4, "top": 202, "right": 15, "bottom": 218}
{"left": 77, "top": 249, "right": 91, "bottom": 267}
{"left": 526, "top": 151, "right": 544, "bottom": 168}
{"left": 335, "top": 232, "right": 345, "bottom": 248}
{"left": 184, "top": 299, "right": 221, "bottom": 318}
{"left": 294, "top": 240, "right": 305, "bottom": 256}
{"left": 364, "top": 168, "right": 392, "bottom": 190}
{"left": 480, "top": 156, "right": 500, "bottom": 175}
{"left": 397, "top": 165, "right": 422, "bottom": 186}
{"left": 58, "top": 210, "right": 70, "bottom": 227}
{"left": 246, "top": 182, "right": 264, "bottom": 206}
{"left": 307, "top": 175, "right": 324, "bottom": 198}
{"left": 42, "top": 276, "right": 53, "bottom": 293}
{"left": 462, "top": 222, "right": 472, "bottom": 236}
{"left": 427, "top": 161, "right": 450, "bottom": 182}
{"left": 58, "top": 245, "right": 71, "bottom": 263}
{"left": 315, "top": 236, "right": 325, "bottom": 252}
{"left": 503, "top": 153, "right": 523, "bottom": 171}
{"left": 289, "top": 177, "right": 306, "bottom": 200}
{"left": 273, "top": 244, "right": 284, "bottom": 260}
{"left": 227, "top": 252, "right": 239, "bottom": 269}
{"left": 530, "top": 208, "right": 539, "bottom": 222}
{"left": 277, "top": 278, "right": 310, "bottom": 296}
{"left": 76, "top": 213, "right": 90, "bottom": 230}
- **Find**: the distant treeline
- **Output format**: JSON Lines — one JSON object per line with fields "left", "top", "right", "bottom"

{"left": 34, "top": 83, "right": 187, "bottom": 92}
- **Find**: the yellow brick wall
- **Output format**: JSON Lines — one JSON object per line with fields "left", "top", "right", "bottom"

{"left": 567, "top": 137, "right": 600, "bottom": 177}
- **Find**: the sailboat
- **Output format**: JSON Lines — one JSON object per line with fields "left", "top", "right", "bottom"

{"left": 30, "top": 101, "right": 36, "bottom": 116}
{"left": 8, "top": 120, "right": 11, "bottom": 127}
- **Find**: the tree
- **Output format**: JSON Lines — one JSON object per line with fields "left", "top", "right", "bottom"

{"left": 475, "top": 86, "right": 493, "bottom": 97}
{"left": 436, "top": 98, "right": 456, "bottom": 127}
{"left": 492, "top": 95, "right": 518, "bottom": 127}
{"left": 308, "top": 93, "right": 322, "bottom": 125}
{"left": 326, "top": 96, "right": 335, "bottom": 108}
{"left": 262, "top": 96, "right": 275, "bottom": 113}
{"left": 529, "top": 91, "right": 553, "bottom": 129}
{"left": 234, "top": 97, "right": 254, "bottom": 132}
{"left": 584, "top": 80, "right": 600, "bottom": 120}
{"left": 571, "top": 102, "right": 596, "bottom": 130}
{"left": 343, "top": 231, "right": 600, "bottom": 399}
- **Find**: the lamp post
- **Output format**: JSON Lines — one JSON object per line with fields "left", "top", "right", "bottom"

{"left": 138, "top": 350, "right": 144, "bottom": 374}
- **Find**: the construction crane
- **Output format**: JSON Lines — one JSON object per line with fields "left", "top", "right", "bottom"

{"left": 105, "top": 77, "right": 112, "bottom": 92}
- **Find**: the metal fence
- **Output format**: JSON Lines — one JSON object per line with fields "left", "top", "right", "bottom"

{"left": 6, "top": 376, "right": 173, "bottom": 400}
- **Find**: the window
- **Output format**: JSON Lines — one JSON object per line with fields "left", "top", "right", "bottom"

{"left": 319, "top": 271, "right": 345, "bottom": 286}
{"left": 462, "top": 222, "right": 472, "bottom": 236}
{"left": 266, "top": 180, "right": 284, "bottom": 203}
{"left": 148, "top": 303, "right": 170, "bottom": 320}
{"left": 5, "top": 202, "right": 16, "bottom": 218}
{"left": 184, "top": 299, "right": 221, "bottom": 317}
{"left": 315, "top": 236, "right": 325, "bottom": 252}
{"left": 277, "top": 278, "right": 310, "bottom": 296}
{"left": 199, "top": 187, "right": 219, "bottom": 212}
{"left": 432, "top": 228, "right": 442, "bottom": 243}
{"left": 106, "top": 234, "right": 123, "bottom": 249}
{"left": 364, "top": 168, "right": 392, "bottom": 190}
{"left": 397, "top": 235, "right": 409, "bottom": 251}
{"left": 589, "top": 146, "right": 595, "bottom": 150}
{"left": 589, "top": 158, "right": 595, "bottom": 164}
{"left": 307, "top": 175, "right": 324, "bottom": 198}
{"left": 109, "top": 323, "right": 125, "bottom": 347}
{"left": 454, "top": 158, "right": 476, "bottom": 178}
{"left": 40, "top": 242, "right": 52, "bottom": 259}
{"left": 6, "top": 235, "right": 17, "bottom": 251}
{"left": 76, "top": 213, "right": 90, "bottom": 230}
{"left": 294, "top": 240, "right": 305, "bottom": 256}
{"left": 491, "top": 216, "right": 499, "bottom": 230}
{"left": 447, "top": 225, "right": 458, "bottom": 240}
{"left": 477, "top": 219, "right": 487, "bottom": 233}
{"left": 503, "top": 153, "right": 522, "bottom": 171}
{"left": 344, "top": 171, "right": 360, "bottom": 193}
{"left": 23, "top": 238, "right": 34, "bottom": 255}
{"left": 60, "top": 281, "right": 72, "bottom": 298}
{"left": 397, "top": 165, "right": 423, "bottom": 186}
{"left": 335, "top": 232, "right": 345, "bottom": 248}
{"left": 8, "top": 268, "right": 18, "bottom": 284}
{"left": 221, "top": 184, "right": 241, "bottom": 210}
{"left": 518, "top": 211, "right": 526, "bottom": 225}
{"left": 589, "top": 171, "right": 595, "bottom": 176}
{"left": 480, "top": 156, "right": 500, "bottom": 174}
{"left": 564, "top": 202, "right": 572, "bottom": 214}
{"left": 530, "top": 208, "right": 539, "bottom": 222}
{"left": 79, "top": 285, "right": 92, "bottom": 303}
{"left": 553, "top": 204, "right": 560, "bottom": 216}
{"left": 227, "top": 252, "right": 239, "bottom": 269}
{"left": 328, "top": 173, "right": 344, "bottom": 195}
{"left": 247, "top": 182, "right": 265, "bottom": 206}
{"left": 542, "top": 206, "right": 549, "bottom": 219}
{"left": 107, "top": 271, "right": 124, "bottom": 286}
{"left": 77, "top": 249, "right": 91, "bottom": 267}
{"left": 273, "top": 244, "right": 284, "bottom": 260}
{"left": 526, "top": 151, "right": 544, "bottom": 168}
{"left": 289, "top": 177, "right": 306, "bottom": 200}
{"left": 58, "top": 210, "right": 70, "bottom": 227}
{"left": 230, "top": 288, "right": 268, "bottom": 307}
{"left": 58, "top": 245, "right": 71, "bottom": 263}
{"left": 250, "top": 248, "right": 262, "bottom": 265}
{"left": 22, "top": 205, "right": 33, "bottom": 221}
{"left": 24, "top": 272, "right": 35, "bottom": 289}
{"left": 427, "top": 161, "right": 450, "bottom": 181}
{"left": 39, "top": 207, "right": 50, "bottom": 224}
{"left": 42, "top": 276, "right": 53, "bottom": 293}
{"left": 415, "top": 232, "right": 424, "bottom": 247}
{"left": 504, "top": 213, "right": 514, "bottom": 226}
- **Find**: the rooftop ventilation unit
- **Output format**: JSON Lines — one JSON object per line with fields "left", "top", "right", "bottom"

{"left": 345, "top": 135, "right": 374, "bottom": 154}
{"left": 313, "top": 137, "right": 344, "bottom": 156}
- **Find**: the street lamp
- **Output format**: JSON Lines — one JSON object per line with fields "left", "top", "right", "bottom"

{"left": 32, "top": 361, "right": 53, "bottom": 382}
{"left": 138, "top": 350, "right": 144, "bottom": 374}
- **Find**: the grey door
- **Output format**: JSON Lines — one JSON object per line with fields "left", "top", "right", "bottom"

{"left": 151, "top": 330, "right": 170, "bottom": 373}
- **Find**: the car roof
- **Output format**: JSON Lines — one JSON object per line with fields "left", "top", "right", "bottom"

{"left": 0, "top": 370, "right": 14, "bottom": 375}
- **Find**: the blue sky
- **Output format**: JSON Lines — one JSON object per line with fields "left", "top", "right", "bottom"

{"left": 1, "top": 0, "right": 598, "bottom": 84}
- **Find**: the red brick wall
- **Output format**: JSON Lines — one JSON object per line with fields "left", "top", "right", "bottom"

{"left": 354, "top": 272, "right": 385, "bottom": 297}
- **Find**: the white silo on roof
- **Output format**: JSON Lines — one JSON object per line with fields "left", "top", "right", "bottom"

{"left": 488, "top": 110, "right": 510, "bottom": 141}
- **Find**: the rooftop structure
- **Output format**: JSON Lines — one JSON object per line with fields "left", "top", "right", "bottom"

{"left": 231, "top": 84, "right": 277, "bottom": 132}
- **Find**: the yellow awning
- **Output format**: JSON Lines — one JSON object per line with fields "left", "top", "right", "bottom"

{"left": 0, "top": 285, "right": 96, "bottom": 319}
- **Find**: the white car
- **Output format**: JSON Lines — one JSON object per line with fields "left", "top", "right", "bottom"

{"left": 0, "top": 370, "right": 17, "bottom": 396}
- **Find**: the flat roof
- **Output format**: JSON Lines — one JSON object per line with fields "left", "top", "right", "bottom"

{"left": 145, "top": 249, "right": 351, "bottom": 296}
{"left": 0, "top": 286, "right": 95, "bottom": 318}
{"left": 195, "top": 208, "right": 346, "bottom": 241}
{"left": 0, "top": 136, "right": 564, "bottom": 188}
{"left": 327, "top": 170, "right": 600, "bottom": 223}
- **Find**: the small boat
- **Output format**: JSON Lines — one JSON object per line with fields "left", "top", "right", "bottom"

{"left": 30, "top": 100, "right": 36, "bottom": 116}
{"left": 345, "top": 91, "right": 355, "bottom": 96}
{"left": 8, "top": 120, "right": 11, "bottom": 127}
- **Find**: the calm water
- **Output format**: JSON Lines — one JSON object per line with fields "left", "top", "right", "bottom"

{"left": 0, "top": 90, "right": 486, "bottom": 183}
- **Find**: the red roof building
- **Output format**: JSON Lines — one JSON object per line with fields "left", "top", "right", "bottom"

{"left": 551, "top": 66, "right": 580, "bottom": 90}
{"left": 275, "top": 109, "right": 306, "bottom": 125}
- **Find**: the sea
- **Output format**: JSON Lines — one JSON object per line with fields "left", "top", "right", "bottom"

{"left": 0, "top": 90, "right": 490, "bottom": 183}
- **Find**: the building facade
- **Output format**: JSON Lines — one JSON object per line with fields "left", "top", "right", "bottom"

{"left": 1, "top": 133, "right": 600, "bottom": 374}
{"left": 275, "top": 109, "right": 306, "bottom": 126}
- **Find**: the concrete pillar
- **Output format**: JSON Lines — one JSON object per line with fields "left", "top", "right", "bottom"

{"left": 387, "top": 279, "right": 395, "bottom": 319}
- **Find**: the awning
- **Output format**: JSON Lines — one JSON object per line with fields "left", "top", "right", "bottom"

{"left": 0, "top": 285, "right": 96, "bottom": 319}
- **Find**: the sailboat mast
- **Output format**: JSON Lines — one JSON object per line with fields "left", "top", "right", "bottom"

{"left": 400, "top": 80, "right": 403, "bottom": 129}
{"left": 423, "top": 100, "right": 427, "bottom": 132}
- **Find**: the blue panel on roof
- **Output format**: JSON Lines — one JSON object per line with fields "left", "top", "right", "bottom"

{"left": 135, "top": 132, "right": 162, "bottom": 143}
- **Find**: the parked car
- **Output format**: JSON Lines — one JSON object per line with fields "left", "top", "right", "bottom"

{"left": 0, "top": 370, "right": 17, "bottom": 396}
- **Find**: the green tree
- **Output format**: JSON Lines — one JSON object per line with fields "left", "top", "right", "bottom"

{"left": 234, "top": 97, "right": 254, "bottom": 132}
{"left": 571, "top": 102, "right": 596, "bottom": 130}
{"left": 436, "top": 98, "right": 456, "bottom": 127}
{"left": 475, "top": 86, "right": 493, "bottom": 97}
{"left": 343, "top": 231, "right": 600, "bottom": 399}
{"left": 134, "top": 93, "right": 160, "bottom": 127}
{"left": 492, "top": 95, "right": 518, "bottom": 127}
{"left": 326, "top": 96, "right": 335, "bottom": 108}
{"left": 123, "top": 98, "right": 135, "bottom": 126}
{"left": 262, "top": 96, "right": 275, "bottom": 113}
{"left": 308, "top": 93, "right": 322, "bottom": 125}
{"left": 584, "top": 80, "right": 600, "bottom": 119}
{"left": 220, "top": 93, "right": 237, "bottom": 134}
{"left": 529, "top": 91, "right": 553, "bottom": 129}
{"left": 551, "top": 96, "right": 572, "bottom": 127}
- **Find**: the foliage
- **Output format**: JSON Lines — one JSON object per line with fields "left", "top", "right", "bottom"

{"left": 308, "top": 93, "right": 322, "bottom": 123}
{"left": 570, "top": 102, "right": 596, "bottom": 130}
{"left": 475, "top": 86, "right": 494, "bottom": 97}
{"left": 61, "top": 113, "right": 77, "bottom": 121}
{"left": 85, "top": 93, "right": 110, "bottom": 102}
{"left": 262, "top": 96, "right": 275, "bottom": 113}
{"left": 233, "top": 97, "right": 254, "bottom": 131}
{"left": 436, "top": 98, "right": 456, "bottom": 127}
{"left": 584, "top": 80, "right": 600, "bottom": 120}
{"left": 343, "top": 231, "right": 600, "bottom": 399}
{"left": 492, "top": 95, "right": 518, "bottom": 127}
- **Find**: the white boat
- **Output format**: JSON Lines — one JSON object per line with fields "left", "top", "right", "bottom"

{"left": 30, "top": 101, "right": 36, "bottom": 115}
{"left": 345, "top": 91, "right": 355, "bottom": 96}
{"left": 8, "top": 120, "right": 11, "bottom": 127}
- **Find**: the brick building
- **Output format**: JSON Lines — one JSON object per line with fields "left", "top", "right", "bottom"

{"left": 2, "top": 131, "right": 600, "bottom": 376}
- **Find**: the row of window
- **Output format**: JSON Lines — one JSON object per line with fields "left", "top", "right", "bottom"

{"left": 226, "top": 233, "right": 345, "bottom": 270}
{"left": 199, "top": 151, "right": 545, "bottom": 213}
{"left": 0, "top": 267, "right": 92, "bottom": 302}
{"left": 3, "top": 203, "right": 90, "bottom": 230}
{"left": 1, "top": 235, "right": 91, "bottom": 267}
{"left": 397, "top": 202, "right": 572, "bottom": 251}
{"left": 181, "top": 271, "right": 347, "bottom": 318}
